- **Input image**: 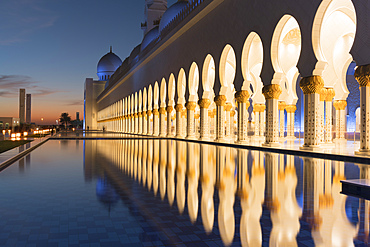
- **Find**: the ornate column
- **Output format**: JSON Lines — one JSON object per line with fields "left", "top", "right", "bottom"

{"left": 260, "top": 105, "right": 266, "bottom": 136}
{"left": 262, "top": 84, "right": 282, "bottom": 147}
{"left": 319, "top": 89, "right": 326, "bottom": 143}
{"left": 199, "top": 99, "right": 211, "bottom": 141}
{"left": 235, "top": 91, "right": 250, "bottom": 144}
{"left": 147, "top": 110, "right": 152, "bottom": 135}
{"left": 195, "top": 113, "right": 200, "bottom": 137}
{"left": 286, "top": 105, "right": 297, "bottom": 140}
{"left": 181, "top": 109, "right": 187, "bottom": 138}
{"left": 230, "top": 110, "right": 236, "bottom": 142}
{"left": 299, "top": 76, "right": 324, "bottom": 150}
{"left": 225, "top": 103, "right": 233, "bottom": 141}
{"left": 135, "top": 113, "right": 139, "bottom": 134}
{"left": 185, "top": 102, "right": 197, "bottom": 139}
{"left": 153, "top": 109, "right": 159, "bottom": 136}
{"left": 142, "top": 111, "right": 147, "bottom": 135}
{"left": 138, "top": 112, "right": 143, "bottom": 134}
{"left": 278, "top": 101, "right": 286, "bottom": 140}
{"left": 333, "top": 100, "right": 347, "bottom": 141}
{"left": 253, "top": 105, "right": 261, "bottom": 137}
{"left": 215, "top": 95, "right": 227, "bottom": 142}
{"left": 166, "top": 106, "right": 174, "bottom": 137}
{"left": 208, "top": 109, "right": 216, "bottom": 139}
{"left": 355, "top": 65, "right": 370, "bottom": 155}
{"left": 325, "top": 88, "right": 335, "bottom": 144}
{"left": 159, "top": 107, "right": 166, "bottom": 137}
{"left": 175, "top": 104, "right": 183, "bottom": 138}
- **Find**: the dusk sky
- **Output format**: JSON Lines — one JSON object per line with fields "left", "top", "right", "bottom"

{"left": 0, "top": 0, "right": 177, "bottom": 125}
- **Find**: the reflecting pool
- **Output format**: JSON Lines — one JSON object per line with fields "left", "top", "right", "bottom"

{"left": 0, "top": 138, "right": 369, "bottom": 246}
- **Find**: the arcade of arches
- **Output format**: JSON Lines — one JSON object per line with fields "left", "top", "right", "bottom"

{"left": 96, "top": 0, "right": 370, "bottom": 156}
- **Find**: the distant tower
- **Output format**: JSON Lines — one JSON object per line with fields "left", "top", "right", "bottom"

{"left": 19, "top": 89, "right": 25, "bottom": 124}
{"left": 76, "top": 112, "right": 80, "bottom": 121}
{"left": 142, "top": 0, "right": 167, "bottom": 36}
{"left": 26, "top": 94, "right": 31, "bottom": 124}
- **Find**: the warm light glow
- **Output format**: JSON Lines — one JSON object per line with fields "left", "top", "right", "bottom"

{"left": 2, "top": 130, "right": 5, "bottom": 135}
{"left": 23, "top": 132, "right": 28, "bottom": 136}
{"left": 16, "top": 133, "right": 21, "bottom": 138}
{"left": 11, "top": 134, "right": 16, "bottom": 138}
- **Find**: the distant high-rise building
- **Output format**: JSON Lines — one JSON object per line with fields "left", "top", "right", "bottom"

{"left": 19, "top": 89, "right": 25, "bottom": 124}
{"left": 26, "top": 94, "right": 31, "bottom": 124}
{"left": 76, "top": 112, "right": 80, "bottom": 121}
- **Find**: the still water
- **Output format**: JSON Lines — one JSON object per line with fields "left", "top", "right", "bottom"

{"left": 0, "top": 139, "right": 368, "bottom": 246}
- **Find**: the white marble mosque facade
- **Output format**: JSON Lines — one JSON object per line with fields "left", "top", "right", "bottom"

{"left": 84, "top": 0, "right": 370, "bottom": 156}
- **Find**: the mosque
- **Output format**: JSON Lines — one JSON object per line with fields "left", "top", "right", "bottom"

{"left": 84, "top": 0, "right": 370, "bottom": 155}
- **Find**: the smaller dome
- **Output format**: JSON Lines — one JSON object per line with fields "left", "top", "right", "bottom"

{"left": 97, "top": 47, "right": 122, "bottom": 81}
{"left": 159, "top": 0, "right": 189, "bottom": 32}
{"left": 129, "top": 44, "right": 141, "bottom": 64}
{"left": 141, "top": 27, "right": 159, "bottom": 51}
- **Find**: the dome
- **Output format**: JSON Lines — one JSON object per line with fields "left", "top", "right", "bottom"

{"left": 129, "top": 44, "right": 141, "bottom": 64}
{"left": 159, "top": 0, "right": 189, "bottom": 32}
{"left": 97, "top": 47, "right": 122, "bottom": 81}
{"left": 141, "top": 27, "right": 159, "bottom": 51}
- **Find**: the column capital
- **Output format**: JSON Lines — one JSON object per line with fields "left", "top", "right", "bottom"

{"left": 166, "top": 106, "right": 173, "bottom": 113}
{"left": 198, "top": 98, "right": 211, "bottom": 109}
{"left": 225, "top": 103, "right": 233, "bottom": 111}
{"left": 181, "top": 109, "right": 187, "bottom": 117}
{"left": 185, "top": 101, "right": 197, "bottom": 110}
{"left": 319, "top": 88, "right": 327, "bottom": 101}
{"left": 214, "top": 95, "right": 227, "bottom": 106}
{"left": 300, "top": 75, "right": 324, "bottom": 94}
{"left": 147, "top": 110, "right": 152, "bottom": 116}
{"left": 194, "top": 114, "right": 200, "bottom": 119}
{"left": 278, "top": 101, "right": 286, "bottom": 111}
{"left": 333, "top": 100, "right": 347, "bottom": 110}
{"left": 138, "top": 112, "right": 142, "bottom": 117}
{"left": 175, "top": 104, "right": 183, "bottom": 112}
{"left": 153, "top": 109, "right": 159, "bottom": 115}
{"left": 262, "top": 84, "right": 282, "bottom": 99}
{"left": 355, "top": 64, "right": 370, "bottom": 87}
{"left": 159, "top": 107, "right": 166, "bottom": 114}
{"left": 230, "top": 110, "right": 236, "bottom": 117}
{"left": 326, "top": 88, "right": 335, "bottom": 101}
{"left": 142, "top": 111, "right": 147, "bottom": 117}
{"left": 235, "top": 90, "right": 250, "bottom": 103}
{"left": 285, "top": 105, "right": 297, "bottom": 113}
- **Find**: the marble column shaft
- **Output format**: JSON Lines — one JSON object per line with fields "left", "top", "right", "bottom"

{"left": 235, "top": 91, "right": 250, "bottom": 143}
{"left": 262, "top": 84, "right": 282, "bottom": 145}
{"left": 215, "top": 95, "right": 227, "bottom": 142}
{"left": 199, "top": 99, "right": 211, "bottom": 140}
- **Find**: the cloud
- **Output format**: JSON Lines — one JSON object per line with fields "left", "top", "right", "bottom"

{"left": 0, "top": 0, "right": 59, "bottom": 45}
{"left": 0, "top": 74, "right": 60, "bottom": 98}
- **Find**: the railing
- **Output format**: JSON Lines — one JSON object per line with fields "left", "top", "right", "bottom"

{"left": 100, "top": 0, "right": 207, "bottom": 98}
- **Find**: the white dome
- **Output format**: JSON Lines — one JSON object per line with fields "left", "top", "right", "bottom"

{"left": 141, "top": 27, "right": 159, "bottom": 51}
{"left": 97, "top": 48, "right": 122, "bottom": 81}
{"left": 159, "top": 0, "right": 189, "bottom": 32}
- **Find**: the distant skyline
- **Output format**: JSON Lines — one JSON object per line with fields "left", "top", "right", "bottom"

{"left": 0, "top": 0, "right": 177, "bottom": 125}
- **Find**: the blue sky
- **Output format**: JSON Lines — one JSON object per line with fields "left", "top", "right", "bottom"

{"left": 0, "top": 0, "right": 177, "bottom": 124}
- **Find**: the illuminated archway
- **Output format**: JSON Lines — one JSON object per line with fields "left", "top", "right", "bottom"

{"left": 160, "top": 78, "right": 167, "bottom": 108}
{"left": 153, "top": 81, "right": 159, "bottom": 109}
{"left": 312, "top": 0, "right": 356, "bottom": 100}
{"left": 189, "top": 62, "right": 200, "bottom": 102}
{"left": 219, "top": 44, "right": 236, "bottom": 102}
{"left": 177, "top": 68, "right": 186, "bottom": 105}
{"left": 202, "top": 54, "right": 216, "bottom": 100}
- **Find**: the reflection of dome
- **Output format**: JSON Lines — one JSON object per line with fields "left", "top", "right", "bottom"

{"left": 97, "top": 47, "right": 122, "bottom": 81}
{"left": 141, "top": 27, "right": 159, "bottom": 51}
{"left": 159, "top": 0, "right": 189, "bottom": 32}
{"left": 96, "top": 177, "right": 120, "bottom": 212}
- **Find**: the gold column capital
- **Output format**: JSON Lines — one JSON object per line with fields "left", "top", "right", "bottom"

{"left": 147, "top": 110, "right": 152, "bottom": 116}
{"left": 138, "top": 112, "right": 142, "bottom": 117}
{"left": 166, "top": 106, "right": 173, "bottom": 113}
{"left": 153, "top": 109, "right": 159, "bottom": 115}
{"left": 134, "top": 113, "right": 138, "bottom": 118}
{"left": 355, "top": 64, "right": 370, "bottom": 87}
{"left": 230, "top": 110, "right": 236, "bottom": 117}
{"left": 285, "top": 105, "right": 297, "bottom": 113}
{"left": 262, "top": 84, "right": 282, "bottom": 100}
{"left": 235, "top": 90, "right": 250, "bottom": 103}
{"left": 214, "top": 95, "right": 227, "bottom": 106}
{"left": 278, "top": 101, "right": 286, "bottom": 111}
{"left": 299, "top": 75, "right": 324, "bottom": 94}
{"left": 319, "top": 88, "right": 327, "bottom": 101}
{"left": 142, "top": 111, "right": 147, "bottom": 117}
{"left": 198, "top": 99, "right": 211, "bottom": 109}
{"left": 194, "top": 114, "right": 200, "bottom": 119}
{"left": 326, "top": 88, "right": 335, "bottom": 101}
{"left": 225, "top": 103, "right": 233, "bottom": 111}
{"left": 333, "top": 100, "right": 347, "bottom": 110}
{"left": 185, "top": 101, "right": 197, "bottom": 110}
{"left": 159, "top": 107, "right": 166, "bottom": 114}
{"left": 175, "top": 104, "right": 183, "bottom": 112}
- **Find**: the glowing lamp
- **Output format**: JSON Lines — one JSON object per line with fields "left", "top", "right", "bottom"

{"left": 11, "top": 134, "right": 16, "bottom": 138}
{"left": 23, "top": 132, "right": 28, "bottom": 136}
